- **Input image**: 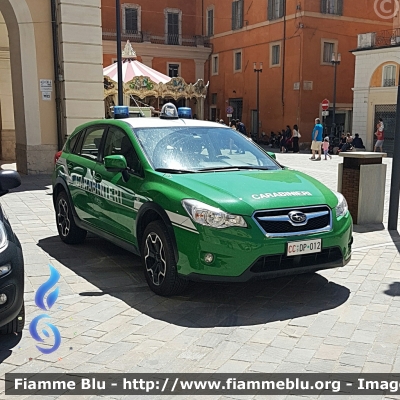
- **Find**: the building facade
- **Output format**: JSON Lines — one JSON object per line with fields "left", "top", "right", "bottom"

{"left": 203, "top": 0, "right": 389, "bottom": 141}
{"left": 352, "top": 17, "right": 400, "bottom": 155}
{"left": 101, "top": 0, "right": 212, "bottom": 118}
{"left": 0, "top": 0, "right": 104, "bottom": 174}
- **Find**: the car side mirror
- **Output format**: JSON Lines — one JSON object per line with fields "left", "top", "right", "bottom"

{"left": 267, "top": 152, "right": 276, "bottom": 160}
{"left": 0, "top": 170, "right": 21, "bottom": 196}
{"left": 104, "top": 155, "right": 127, "bottom": 172}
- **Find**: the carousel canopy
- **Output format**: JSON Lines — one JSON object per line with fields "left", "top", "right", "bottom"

{"left": 103, "top": 41, "right": 170, "bottom": 84}
{"left": 103, "top": 41, "right": 208, "bottom": 101}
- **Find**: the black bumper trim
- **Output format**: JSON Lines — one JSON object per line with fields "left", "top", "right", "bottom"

{"left": 185, "top": 252, "right": 350, "bottom": 283}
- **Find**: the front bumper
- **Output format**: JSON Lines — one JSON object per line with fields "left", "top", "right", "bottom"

{"left": 174, "top": 211, "right": 352, "bottom": 281}
{"left": 0, "top": 242, "right": 24, "bottom": 329}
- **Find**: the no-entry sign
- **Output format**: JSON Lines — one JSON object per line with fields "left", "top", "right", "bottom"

{"left": 322, "top": 99, "right": 330, "bottom": 111}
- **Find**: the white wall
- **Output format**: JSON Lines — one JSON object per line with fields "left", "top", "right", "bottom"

{"left": 352, "top": 46, "right": 400, "bottom": 150}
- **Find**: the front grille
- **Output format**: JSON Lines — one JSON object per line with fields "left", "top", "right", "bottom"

{"left": 250, "top": 247, "right": 343, "bottom": 273}
{"left": 253, "top": 205, "right": 332, "bottom": 237}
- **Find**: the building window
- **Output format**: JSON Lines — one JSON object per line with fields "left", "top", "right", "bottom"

{"left": 271, "top": 44, "right": 281, "bottom": 66}
{"left": 165, "top": 8, "right": 182, "bottom": 45}
{"left": 321, "top": 0, "right": 343, "bottom": 15}
{"left": 234, "top": 51, "right": 242, "bottom": 71}
{"left": 268, "top": 0, "right": 284, "bottom": 20}
{"left": 383, "top": 65, "right": 396, "bottom": 87}
{"left": 207, "top": 7, "right": 214, "bottom": 36}
{"left": 168, "top": 63, "right": 180, "bottom": 78}
{"left": 122, "top": 4, "right": 141, "bottom": 33}
{"left": 211, "top": 93, "right": 217, "bottom": 104}
{"left": 323, "top": 41, "right": 335, "bottom": 63}
{"left": 212, "top": 55, "right": 219, "bottom": 75}
{"left": 232, "top": 0, "right": 244, "bottom": 30}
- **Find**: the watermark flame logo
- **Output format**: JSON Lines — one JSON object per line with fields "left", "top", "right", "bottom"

{"left": 29, "top": 265, "right": 61, "bottom": 354}
{"left": 374, "top": 0, "right": 400, "bottom": 19}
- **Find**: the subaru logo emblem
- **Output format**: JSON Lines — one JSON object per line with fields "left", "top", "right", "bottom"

{"left": 288, "top": 211, "right": 307, "bottom": 223}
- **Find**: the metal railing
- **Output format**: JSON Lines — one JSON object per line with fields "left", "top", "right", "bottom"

{"left": 383, "top": 78, "right": 396, "bottom": 87}
{"left": 102, "top": 29, "right": 211, "bottom": 48}
{"left": 373, "top": 28, "right": 400, "bottom": 48}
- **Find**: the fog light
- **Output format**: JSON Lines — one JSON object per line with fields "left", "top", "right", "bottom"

{"left": 0, "top": 293, "right": 7, "bottom": 305}
{"left": 204, "top": 253, "right": 214, "bottom": 264}
{"left": 0, "top": 264, "right": 11, "bottom": 276}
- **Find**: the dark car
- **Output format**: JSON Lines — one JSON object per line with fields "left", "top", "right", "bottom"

{"left": 0, "top": 170, "right": 24, "bottom": 334}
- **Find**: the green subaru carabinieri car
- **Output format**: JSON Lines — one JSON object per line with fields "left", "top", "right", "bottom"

{"left": 52, "top": 104, "right": 352, "bottom": 296}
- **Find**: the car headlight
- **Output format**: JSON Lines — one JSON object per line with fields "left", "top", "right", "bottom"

{"left": 333, "top": 191, "right": 348, "bottom": 218}
{"left": 182, "top": 199, "right": 247, "bottom": 229}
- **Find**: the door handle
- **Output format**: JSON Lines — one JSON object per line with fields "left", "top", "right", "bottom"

{"left": 93, "top": 173, "right": 102, "bottom": 183}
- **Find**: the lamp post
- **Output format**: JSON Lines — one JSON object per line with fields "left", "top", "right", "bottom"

{"left": 253, "top": 62, "right": 263, "bottom": 140}
{"left": 116, "top": 0, "right": 123, "bottom": 105}
{"left": 330, "top": 52, "right": 341, "bottom": 138}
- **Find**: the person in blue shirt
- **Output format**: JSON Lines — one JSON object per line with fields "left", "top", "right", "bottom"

{"left": 310, "top": 118, "right": 323, "bottom": 161}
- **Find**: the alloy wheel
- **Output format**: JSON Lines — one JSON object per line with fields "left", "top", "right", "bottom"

{"left": 57, "top": 198, "right": 70, "bottom": 237}
{"left": 144, "top": 232, "right": 166, "bottom": 286}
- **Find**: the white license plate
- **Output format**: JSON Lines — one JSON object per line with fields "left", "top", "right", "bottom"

{"left": 287, "top": 239, "right": 322, "bottom": 256}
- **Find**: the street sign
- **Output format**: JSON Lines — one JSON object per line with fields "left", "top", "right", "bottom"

{"left": 322, "top": 110, "right": 329, "bottom": 117}
{"left": 227, "top": 114, "right": 232, "bottom": 118}
{"left": 322, "top": 99, "right": 329, "bottom": 111}
{"left": 226, "top": 106, "right": 234, "bottom": 114}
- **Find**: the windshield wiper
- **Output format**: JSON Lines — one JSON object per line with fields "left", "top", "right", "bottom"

{"left": 197, "top": 166, "right": 275, "bottom": 172}
{"left": 154, "top": 168, "right": 198, "bottom": 174}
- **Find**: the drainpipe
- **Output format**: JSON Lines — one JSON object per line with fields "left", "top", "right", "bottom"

{"left": 51, "top": 0, "right": 63, "bottom": 149}
{"left": 202, "top": 0, "right": 204, "bottom": 36}
{"left": 281, "top": 0, "right": 287, "bottom": 116}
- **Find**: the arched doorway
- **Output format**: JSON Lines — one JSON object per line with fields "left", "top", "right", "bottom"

{"left": 0, "top": 0, "right": 57, "bottom": 174}
{"left": 0, "top": 0, "right": 104, "bottom": 174}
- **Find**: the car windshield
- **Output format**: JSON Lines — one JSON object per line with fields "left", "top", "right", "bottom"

{"left": 133, "top": 126, "right": 281, "bottom": 172}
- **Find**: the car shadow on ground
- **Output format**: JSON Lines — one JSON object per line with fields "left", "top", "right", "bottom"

{"left": 0, "top": 333, "right": 22, "bottom": 364}
{"left": 38, "top": 235, "right": 350, "bottom": 328}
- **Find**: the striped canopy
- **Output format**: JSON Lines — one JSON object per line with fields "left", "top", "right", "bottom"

{"left": 103, "top": 58, "right": 171, "bottom": 84}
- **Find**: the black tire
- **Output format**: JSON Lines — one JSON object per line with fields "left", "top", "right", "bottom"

{"left": 141, "top": 221, "right": 188, "bottom": 296}
{"left": 0, "top": 302, "right": 25, "bottom": 334}
{"left": 56, "top": 191, "right": 87, "bottom": 244}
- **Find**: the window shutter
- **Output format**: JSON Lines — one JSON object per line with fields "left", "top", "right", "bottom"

{"left": 320, "top": 0, "right": 327, "bottom": 13}
{"left": 337, "top": 0, "right": 343, "bottom": 15}
{"left": 268, "top": 0, "right": 273, "bottom": 20}
{"left": 239, "top": 0, "right": 244, "bottom": 28}
{"left": 125, "top": 8, "right": 138, "bottom": 32}
{"left": 232, "top": 1, "right": 237, "bottom": 30}
{"left": 279, "top": 0, "right": 284, "bottom": 18}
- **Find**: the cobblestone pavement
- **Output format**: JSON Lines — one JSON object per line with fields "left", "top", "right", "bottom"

{"left": 1, "top": 154, "right": 400, "bottom": 399}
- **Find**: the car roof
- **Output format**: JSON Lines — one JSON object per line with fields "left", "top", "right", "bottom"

{"left": 115, "top": 118, "right": 230, "bottom": 130}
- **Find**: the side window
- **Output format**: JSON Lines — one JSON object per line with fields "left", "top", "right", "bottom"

{"left": 103, "top": 127, "right": 141, "bottom": 173}
{"left": 79, "top": 126, "right": 106, "bottom": 160}
{"left": 69, "top": 130, "right": 84, "bottom": 154}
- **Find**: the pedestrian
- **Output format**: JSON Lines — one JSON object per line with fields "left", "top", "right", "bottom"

{"left": 219, "top": 119, "right": 225, "bottom": 125}
{"left": 280, "top": 130, "right": 287, "bottom": 153}
{"left": 292, "top": 124, "right": 301, "bottom": 153}
{"left": 310, "top": 118, "right": 323, "bottom": 161}
{"left": 374, "top": 118, "right": 384, "bottom": 152}
{"left": 338, "top": 133, "right": 346, "bottom": 150}
{"left": 236, "top": 120, "right": 247, "bottom": 136}
{"left": 353, "top": 133, "right": 365, "bottom": 149}
{"left": 283, "top": 126, "right": 293, "bottom": 152}
{"left": 230, "top": 119, "right": 237, "bottom": 130}
{"left": 322, "top": 137, "right": 332, "bottom": 160}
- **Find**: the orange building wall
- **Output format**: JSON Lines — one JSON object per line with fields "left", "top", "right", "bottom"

{"left": 204, "top": 0, "right": 390, "bottom": 140}
{"left": 370, "top": 62, "right": 400, "bottom": 87}
{"left": 102, "top": 0, "right": 199, "bottom": 36}
{"left": 101, "top": 0, "right": 203, "bottom": 83}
